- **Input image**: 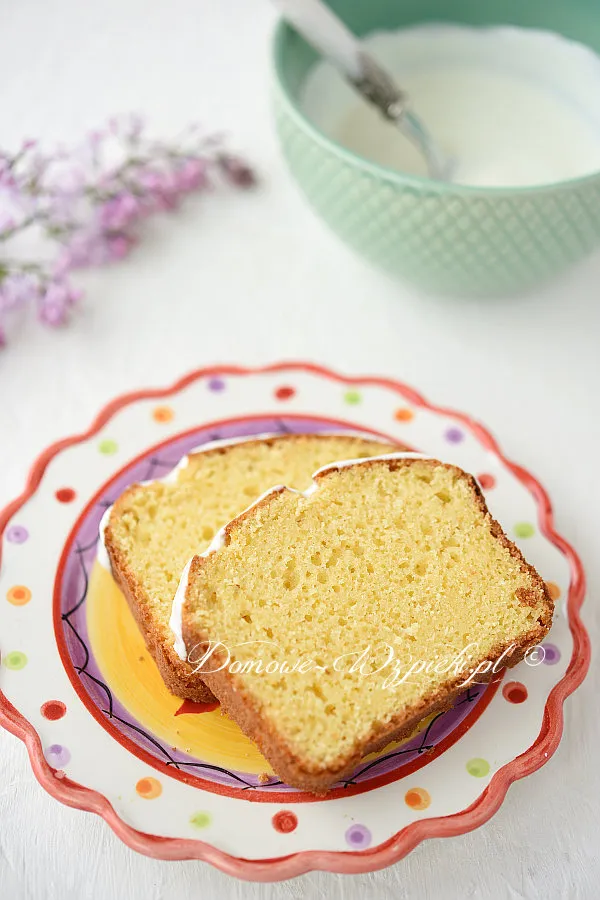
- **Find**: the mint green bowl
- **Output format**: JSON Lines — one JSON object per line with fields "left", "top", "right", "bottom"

{"left": 272, "top": 0, "right": 600, "bottom": 296}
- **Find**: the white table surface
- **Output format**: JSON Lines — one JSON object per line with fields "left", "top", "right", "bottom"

{"left": 0, "top": 1, "right": 598, "bottom": 897}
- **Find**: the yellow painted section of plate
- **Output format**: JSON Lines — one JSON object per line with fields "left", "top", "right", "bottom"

{"left": 86, "top": 563, "right": 430, "bottom": 779}
{"left": 86, "top": 563, "right": 273, "bottom": 774}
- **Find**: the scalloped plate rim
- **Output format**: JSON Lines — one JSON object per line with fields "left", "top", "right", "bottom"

{"left": 0, "top": 361, "right": 590, "bottom": 881}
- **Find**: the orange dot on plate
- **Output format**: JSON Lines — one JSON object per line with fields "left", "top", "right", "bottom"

{"left": 502, "top": 681, "right": 528, "bottom": 704}
{"left": 136, "top": 777, "right": 162, "bottom": 799}
{"left": 6, "top": 585, "right": 31, "bottom": 606}
{"left": 545, "top": 581, "right": 561, "bottom": 601}
{"left": 405, "top": 787, "right": 431, "bottom": 810}
{"left": 477, "top": 473, "right": 496, "bottom": 490}
{"left": 394, "top": 408, "right": 414, "bottom": 422}
{"left": 152, "top": 405, "right": 174, "bottom": 423}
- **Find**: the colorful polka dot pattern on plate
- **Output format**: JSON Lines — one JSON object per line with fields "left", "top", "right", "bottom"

{"left": 45, "top": 744, "right": 71, "bottom": 768}
{"left": 207, "top": 377, "right": 226, "bottom": 392}
{"left": 466, "top": 758, "right": 490, "bottom": 777}
{"left": 34, "top": 372, "right": 576, "bottom": 863}
{"left": 444, "top": 427, "right": 464, "bottom": 444}
{"left": 3, "top": 651, "right": 27, "bottom": 670}
{"left": 6, "top": 585, "right": 31, "bottom": 606}
{"left": 271, "top": 810, "right": 297, "bottom": 833}
{"left": 274, "top": 386, "right": 295, "bottom": 401}
{"left": 152, "top": 406, "right": 174, "bottom": 423}
{"left": 98, "top": 439, "right": 118, "bottom": 455}
{"left": 344, "top": 390, "right": 361, "bottom": 405}
{"left": 345, "top": 824, "right": 372, "bottom": 848}
{"left": 55, "top": 487, "right": 76, "bottom": 503}
{"left": 477, "top": 473, "right": 496, "bottom": 490}
{"left": 394, "top": 407, "right": 414, "bottom": 422}
{"left": 502, "top": 681, "right": 528, "bottom": 704}
{"left": 545, "top": 581, "right": 561, "bottom": 601}
{"left": 6, "top": 525, "right": 28, "bottom": 543}
{"left": 404, "top": 787, "right": 431, "bottom": 810}
{"left": 190, "top": 811, "right": 211, "bottom": 829}
{"left": 136, "top": 777, "right": 162, "bottom": 799}
{"left": 514, "top": 522, "right": 535, "bottom": 538}
{"left": 41, "top": 700, "right": 67, "bottom": 720}
{"left": 542, "top": 643, "right": 561, "bottom": 665}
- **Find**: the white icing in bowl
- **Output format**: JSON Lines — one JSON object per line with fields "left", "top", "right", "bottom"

{"left": 301, "top": 24, "right": 600, "bottom": 187}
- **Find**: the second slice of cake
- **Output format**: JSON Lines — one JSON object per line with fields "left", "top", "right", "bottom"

{"left": 103, "top": 433, "right": 398, "bottom": 703}
{"left": 176, "top": 455, "right": 554, "bottom": 792}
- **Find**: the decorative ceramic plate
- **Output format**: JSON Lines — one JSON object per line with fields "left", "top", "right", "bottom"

{"left": 0, "top": 363, "right": 589, "bottom": 880}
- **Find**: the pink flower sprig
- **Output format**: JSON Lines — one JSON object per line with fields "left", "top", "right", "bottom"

{"left": 0, "top": 115, "right": 255, "bottom": 346}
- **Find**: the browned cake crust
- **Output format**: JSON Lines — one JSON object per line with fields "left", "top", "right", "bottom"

{"left": 103, "top": 433, "right": 404, "bottom": 704}
{"left": 104, "top": 507, "right": 216, "bottom": 702}
{"left": 181, "top": 457, "right": 554, "bottom": 793}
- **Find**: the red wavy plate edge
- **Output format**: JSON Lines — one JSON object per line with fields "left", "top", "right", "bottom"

{"left": 0, "top": 360, "right": 590, "bottom": 882}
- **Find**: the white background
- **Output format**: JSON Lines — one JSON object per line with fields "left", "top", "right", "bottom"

{"left": 0, "top": 1, "right": 598, "bottom": 897}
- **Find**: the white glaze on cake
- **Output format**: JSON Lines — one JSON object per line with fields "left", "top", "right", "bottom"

{"left": 96, "top": 429, "right": 394, "bottom": 572}
{"left": 170, "top": 558, "right": 194, "bottom": 661}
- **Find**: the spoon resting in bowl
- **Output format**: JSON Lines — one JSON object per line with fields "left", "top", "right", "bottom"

{"left": 272, "top": 0, "right": 452, "bottom": 180}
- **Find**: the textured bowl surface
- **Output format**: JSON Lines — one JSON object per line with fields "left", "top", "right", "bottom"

{"left": 273, "top": 0, "right": 600, "bottom": 296}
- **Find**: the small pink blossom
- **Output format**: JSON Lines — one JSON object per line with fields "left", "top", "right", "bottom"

{"left": 174, "top": 158, "right": 208, "bottom": 192}
{"left": 46, "top": 191, "right": 78, "bottom": 229}
{"left": 105, "top": 232, "right": 136, "bottom": 261}
{"left": 62, "top": 231, "right": 101, "bottom": 268}
{"left": 99, "top": 193, "right": 140, "bottom": 231}
{"left": 150, "top": 169, "right": 183, "bottom": 210}
{"left": 134, "top": 167, "right": 162, "bottom": 193}
{"left": 0, "top": 164, "right": 16, "bottom": 189}
{"left": 52, "top": 250, "right": 72, "bottom": 276}
{"left": 53, "top": 166, "right": 87, "bottom": 196}
{"left": 38, "top": 279, "right": 82, "bottom": 327}
{"left": 0, "top": 274, "right": 39, "bottom": 311}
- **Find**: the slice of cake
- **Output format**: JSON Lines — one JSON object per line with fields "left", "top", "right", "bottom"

{"left": 102, "top": 433, "right": 399, "bottom": 703}
{"left": 178, "top": 455, "right": 554, "bottom": 792}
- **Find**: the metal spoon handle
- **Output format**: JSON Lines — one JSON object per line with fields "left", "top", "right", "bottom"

{"left": 273, "top": 0, "right": 365, "bottom": 80}
{"left": 273, "top": 0, "right": 448, "bottom": 179}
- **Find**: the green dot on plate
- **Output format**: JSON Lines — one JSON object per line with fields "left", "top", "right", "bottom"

{"left": 514, "top": 522, "right": 535, "bottom": 539}
{"left": 4, "top": 651, "right": 27, "bottom": 670}
{"left": 190, "top": 811, "right": 211, "bottom": 829}
{"left": 466, "top": 757, "right": 490, "bottom": 777}
{"left": 344, "top": 390, "right": 361, "bottom": 405}
{"left": 99, "top": 439, "right": 118, "bottom": 455}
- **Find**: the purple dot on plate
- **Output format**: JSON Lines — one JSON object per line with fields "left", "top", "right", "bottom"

{"left": 445, "top": 427, "right": 464, "bottom": 444}
{"left": 542, "top": 643, "right": 561, "bottom": 665}
{"left": 207, "top": 377, "right": 225, "bottom": 392}
{"left": 45, "top": 743, "right": 70, "bottom": 768}
{"left": 6, "top": 525, "right": 28, "bottom": 544}
{"left": 345, "top": 824, "right": 372, "bottom": 849}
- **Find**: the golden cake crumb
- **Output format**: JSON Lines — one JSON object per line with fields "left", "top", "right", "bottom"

{"left": 184, "top": 457, "right": 553, "bottom": 792}
{"left": 104, "top": 434, "right": 399, "bottom": 705}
